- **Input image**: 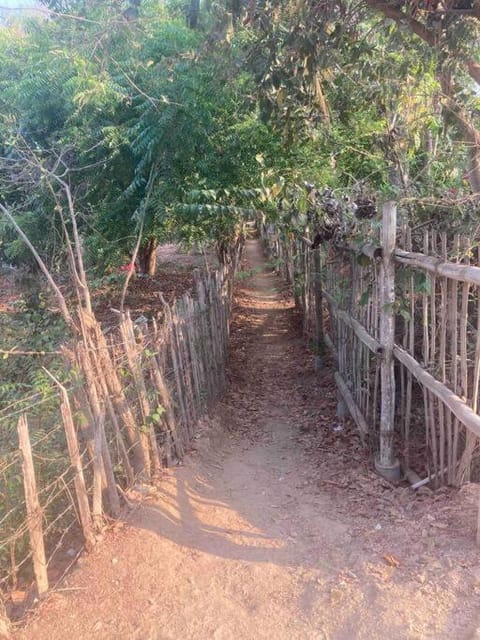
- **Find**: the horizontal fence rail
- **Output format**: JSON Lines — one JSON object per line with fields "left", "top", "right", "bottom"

{"left": 260, "top": 204, "right": 480, "bottom": 505}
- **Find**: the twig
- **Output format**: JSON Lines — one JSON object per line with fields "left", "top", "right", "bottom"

{"left": 0, "top": 202, "right": 76, "bottom": 330}
{"left": 0, "top": 349, "right": 62, "bottom": 356}
{"left": 120, "top": 165, "right": 157, "bottom": 312}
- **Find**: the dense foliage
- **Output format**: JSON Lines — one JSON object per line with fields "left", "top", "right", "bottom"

{"left": 0, "top": 2, "right": 278, "bottom": 275}
{"left": 0, "top": 0, "right": 479, "bottom": 272}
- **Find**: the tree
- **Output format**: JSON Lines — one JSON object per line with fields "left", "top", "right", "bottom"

{"left": 360, "top": 1, "right": 480, "bottom": 194}
{"left": 236, "top": 0, "right": 480, "bottom": 222}
{"left": 0, "top": 0, "right": 287, "bottom": 276}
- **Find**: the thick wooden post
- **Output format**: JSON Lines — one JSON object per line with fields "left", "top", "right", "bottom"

{"left": 43, "top": 368, "right": 97, "bottom": 550}
{"left": 76, "top": 341, "right": 121, "bottom": 515}
{"left": 17, "top": 414, "right": 49, "bottom": 596}
{"left": 477, "top": 489, "right": 480, "bottom": 547}
{"left": 375, "top": 201, "right": 400, "bottom": 481}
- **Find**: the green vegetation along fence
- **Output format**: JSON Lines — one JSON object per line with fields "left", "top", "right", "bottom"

{"left": 0, "top": 265, "right": 233, "bottom": 623}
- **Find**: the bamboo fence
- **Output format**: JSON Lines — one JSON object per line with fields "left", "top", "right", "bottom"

{"left": 261, "top": 203, "right": 480, "bottom": 496}
{"left": 0, "top": 264, "right": 233, "bottom": 620}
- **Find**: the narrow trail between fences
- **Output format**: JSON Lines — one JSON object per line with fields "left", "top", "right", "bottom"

{"left": 16, "top": 239, "right": 480, "bottom": 640}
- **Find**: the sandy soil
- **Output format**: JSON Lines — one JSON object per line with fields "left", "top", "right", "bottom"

{"left": 14, "top": 238, "right": 480, "bottom": 640}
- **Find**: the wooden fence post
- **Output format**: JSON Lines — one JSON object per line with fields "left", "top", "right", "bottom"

{"left": 120, "top": 314, "right": 162, "bottom": 477}
{"left": 92, "top": 412, "right": 104, "bottom": 531}
{"left": 17, "top": 414, "right": 49, "bottom": 596}
{"left": 375, "top": 201, "right": 401, "bottom": 482}
{"left": 43, "top": 369, "right": 97, "bottom": 551}
{"left": 313, "top": 247, "right": 324, "bottom": 362}
{"left": 59, "top": 397, "right": 96, "bottom": 552}
{"left": 76, "top": 341, "right": 121, "bottom": 515}
{"left": 0, "top": 595, "right": 10, "bottom": 640}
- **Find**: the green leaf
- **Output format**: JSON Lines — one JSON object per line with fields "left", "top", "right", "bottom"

{"left": 151, "top": 405, "right": 166, "bottom": 423}
{"left": 359, "top": 290, "right": 369, "bottom": 307}
{"left": 413, "top": 272, "right": 431, "bottom": 295}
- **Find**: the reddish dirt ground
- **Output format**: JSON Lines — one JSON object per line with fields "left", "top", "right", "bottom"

{"left": 0, "top": 244, "right": 216, "bottom": 324}
{"left": 13, "top": 238, "right": 480, "bottom": 639}
{"left": 92, "top": 244, "right": 218, "bottom": 326}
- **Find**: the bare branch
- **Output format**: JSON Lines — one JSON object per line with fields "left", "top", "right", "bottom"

{"left": 54, "top": 176, "right": 93, "bottom": 315}
{"left": 11, "top": 138, "right": 93, "bottom": 315}
{"left": 0, "top": 202, "right": 76, "bottom": 331}
{"left": 120, "top": 166, "right": 157, "bottom": 313}
{"left": 0, "top": 348, "right": 62, "bottom": 356}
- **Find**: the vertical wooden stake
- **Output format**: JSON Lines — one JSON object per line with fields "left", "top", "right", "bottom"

{"left": 376, "top": 201, "right": 400, "bottom": 481}
{"left": 60, "top": 400, "right": 95, "bottom": 551}
{"left": 17, "top": 414, "right": 49, "bottom": 596}
{"left": 149, "top": 354, "right": 184, "bottom": 461}
{"left": 42, "top": 369, "right": 96, "bottom": 550}
{"left": 477, "top": 486, "right": 480, "bottom": 546}
{"left": 76, "top": 341, "right": 121, "bottom": 514}
{"left": 92, "top": 412, "right": 104, "bottom": 531}
{"left": 119, "top": 314, "right": 152, "bottom": 480}
{"left": 88, "top": 319, "right": 146, "bottom": 479}
{"left": 161, "top": 295, "right": 190, "bottom": 446}
{"left": 313, "top": 248, "right": 324, "bottom": 352}
{"left": 0, "top": 596, "right": 10, "bottom": 640}
{"left": 102, "top": 385, "right": 135, "bottom": 487}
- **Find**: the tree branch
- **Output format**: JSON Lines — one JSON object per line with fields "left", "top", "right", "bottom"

{"left": 467, "top": 60, "right": 480, "bottom": 85}
{"left": 362, "top": 1, "right": 436, "bottom": 46}
{"left": 12, "top": 139, "right": 93, "bottom": 314}
{"left": 0, "top": 202, "right": 76, "bottom": 331}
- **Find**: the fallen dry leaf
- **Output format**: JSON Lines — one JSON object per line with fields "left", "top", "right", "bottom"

{"left": 383, "top": 554, "right": 400, "bottom": 568}
{"left": 10, "top": 590, "right": 27, "bottom": 605}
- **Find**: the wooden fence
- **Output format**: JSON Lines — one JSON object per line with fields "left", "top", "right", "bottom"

{"left": 261, "top": 203, "right": 480, "bottom": 495}
{"left": 0, "top": 265, "right": 232, "bottom": 621}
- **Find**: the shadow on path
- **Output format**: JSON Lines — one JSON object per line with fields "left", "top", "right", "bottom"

{"left": 16, "top": 238, "right": 480, "bottom": 640}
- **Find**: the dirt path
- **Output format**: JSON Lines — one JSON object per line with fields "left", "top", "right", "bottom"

{"left": 16, "top": 239, "right": 480, "bottom": 640}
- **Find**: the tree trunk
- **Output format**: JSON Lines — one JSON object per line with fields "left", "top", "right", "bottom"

{"left": 138, "top": 238, "right": 158, "bottom": 276}
{"left": 0, "top": 595, "right": 10, "bottom": 639}
{"left": 467, "top": 139, "right": 480, "bottom": 195}
{"left": 439, "top": 72, "right": 480, "bottom": 197}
